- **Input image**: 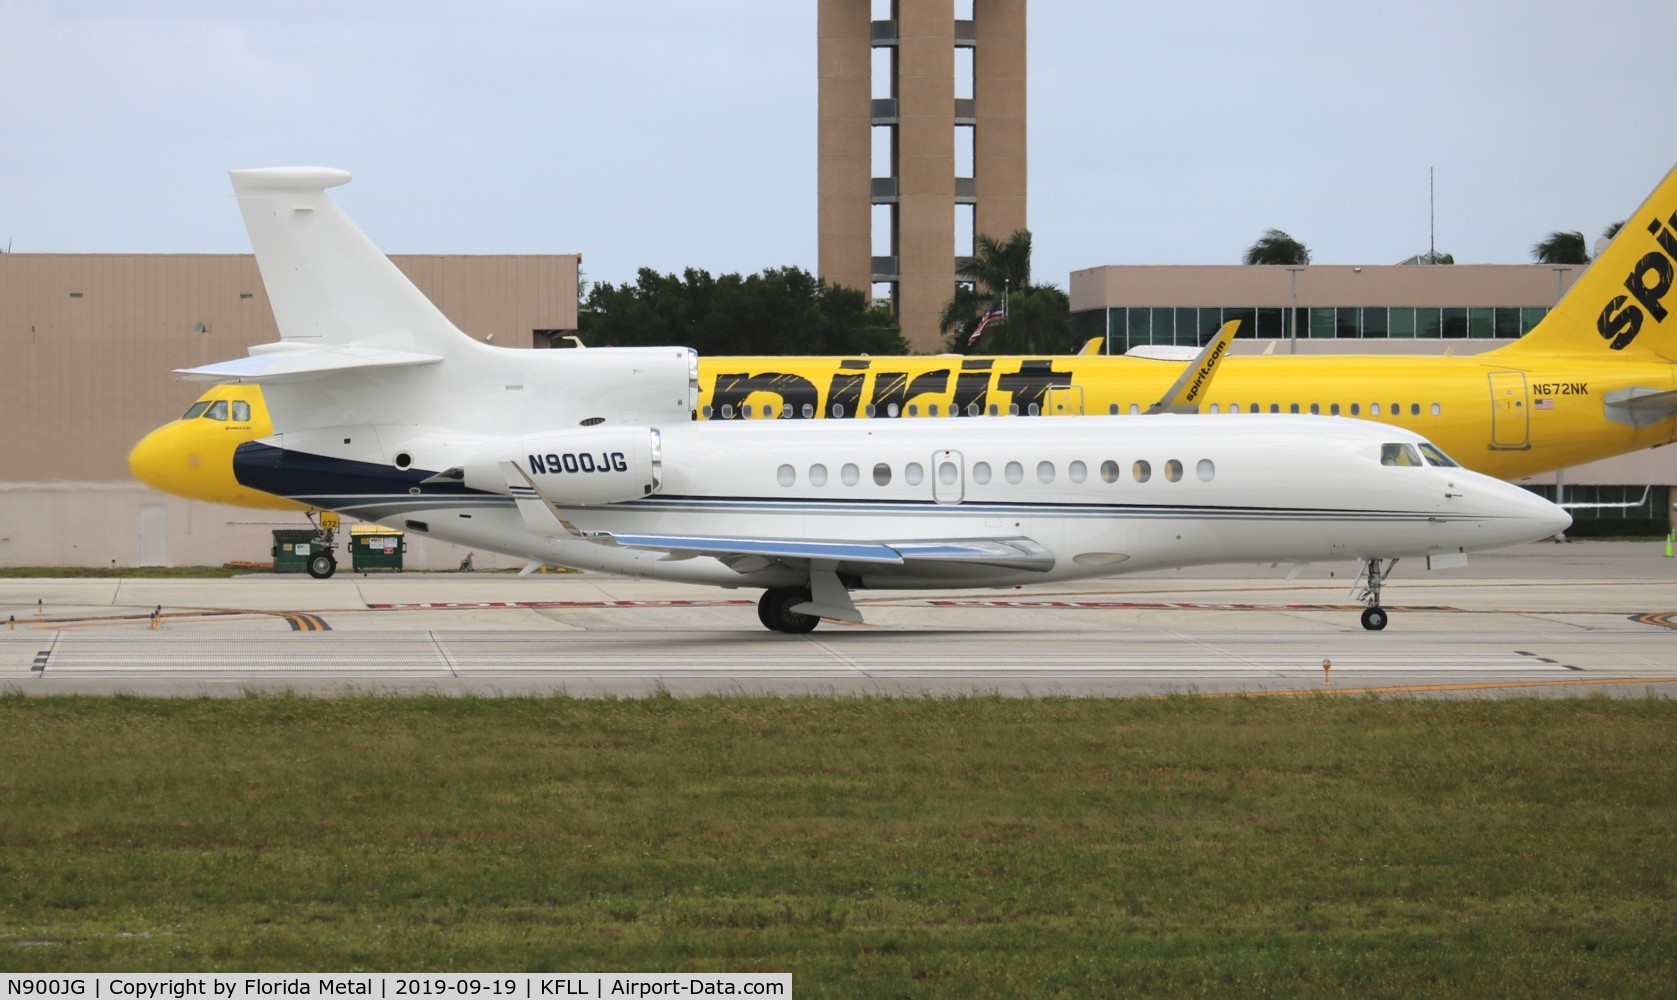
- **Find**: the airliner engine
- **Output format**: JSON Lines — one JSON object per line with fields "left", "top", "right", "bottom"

{"left": 461, "top": 427, "right": 662, "bottom": 505}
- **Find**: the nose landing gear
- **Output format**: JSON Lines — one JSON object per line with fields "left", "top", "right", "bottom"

{"left": 1356, "top": 558, "right": 1396, "bottom": 631}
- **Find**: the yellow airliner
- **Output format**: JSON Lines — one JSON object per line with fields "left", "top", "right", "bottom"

{"left": 131, "top": 162, "right": 1677, "bottom": 509}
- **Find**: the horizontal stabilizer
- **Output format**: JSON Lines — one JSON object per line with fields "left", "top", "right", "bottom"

{"left": 176, "top": 344, "right": 442, "bottom": 383}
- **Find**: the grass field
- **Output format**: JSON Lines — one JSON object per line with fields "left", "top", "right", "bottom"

{"left": 1, "top": 694, "right": 1673, "bottom": 996}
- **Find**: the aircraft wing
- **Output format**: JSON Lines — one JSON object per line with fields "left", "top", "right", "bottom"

{"left": 176, "top": 343, "right": 443, "bottom": 383}
{"left": 600, "top": 531, "right": 1056, "bottom": 574}
{"left": 1144, "top": 319, "right": 1239, "bottom": 414}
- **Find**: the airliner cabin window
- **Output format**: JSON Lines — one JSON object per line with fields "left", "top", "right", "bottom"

{"left": 1269, "top": 404, "right": 1280, "bottom": 414}
{"left": 1165, "top": 459, "right": 1183, "bottom": 482}
{"left": 832, "top": 404, "right": 845, "bottom": 418}
{"left": 906, "top": 404, "right": 917, "bottom": 416}
{"left": 809, "top": 463, "right": 829, "bottom": 486}
{"left": 927, "top": 404, "right": 939, "bottom": 416}
{"left": 742, "top": 405, "right": 752, "bottom": 418}
{"left": 1370, "top": 403, "right": 1381, "bottom": 415}
{"left": 802, "top": 404, "right": 814, "bottom": 418}
{"left": 701, "top": 405, "right": 713, "bottom": 418}
{"left": 1197, "top": 459, "right": 1215, "bottom": 482}
{"left": 1419, "top": 443, "right": 1459, "bottom": 467}
{"left": 1349, "top": 403, "right": 1359, "bottom": 416}
{"left": 972, "top": 462, "right": 992, "bottom": 485}
{"left": 1380, "top": 443, "right": 1423, "bottom": 467}
{"left": 1430, "top": 403, "right": 1441, "bottom": 415}
{"left": 1289, "top": 404, "right": 1300, "bottom": 414}
{"left": 905, "top": 462, "right": 925, "bottom": 485}
{"left": 205, "top": 401, "right": 229, "bottom": 421}
{"left": 1128, "top": 404, "right": 1140, "bottom": 415}
{"left": 1100, "top": 460, "right": 1120, "bottom": 484}
{"left": 939, "top": 462, "right": 959, "bottom": 485}
{"left": 1027, "top": 403, "right": 1040, "bottom": 416}
{"left": 777, "top": 464, "right": 796, "bottom": 487}
{"left": 1329, "top": 403, "right": 1340, "bottom": 416}
{"left": 1109, "top": 404, "right": 1119, "bottom": 415}
{"left": 1036, "top": 461, "right": 1055, "bottom": 484}
{"left": 873, "top": 463, "right": 892, "bottom": 486}
{"left": 1309, "top": 403, "right": 1320, "bottom": 415}
{"left": 887, "top": 403, "right": 900, "bottom": 417}
{"left": 721, "top": 404, "right": 734, "bottom": 419}
{"left": 782, "top": 404, "right": 793, "bottom": 418}
{"left": 1005, "top": 461, "right": 1024, "bottom": 484}
{"left": 841, "top": 463, "right": 860, "bottom": 486}
{"left": 1209, "top": 404, "right": 1220, "bottom": 414}
{"left": 1133, "top": 460, "right": 1152, "bottom": 483}
{"left": 1069, "top": 460, "right": 1087, "bottom": 484}
{"left": 182, "top": 402, "right": 210, "bottom": 419}
{"left": 1410, "top": 403, "right": 1420, "bottom": 416}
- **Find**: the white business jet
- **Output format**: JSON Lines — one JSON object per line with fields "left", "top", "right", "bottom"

{"left": 183, "top": 168, "right": 1568, "bottom": 632}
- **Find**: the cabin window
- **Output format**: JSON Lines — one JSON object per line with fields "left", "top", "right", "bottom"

{"left": 701, "top": 405, "right": 713, "bottom": 418}
{"left": 777, "top": 464, "right": 796, "bottom": 487}
{"left": 1209, "top": 404, "right": 1220, "bottom": 414}
{"left": 865, "top": 404, "right": 877, "bottom": 417}
{"left": 1269, "top": 404, "right": 1280, "bottom": 414}
{"left": 1228, "top": 403, "right": 1239, "bottom": 414}
{"left": 972, "top": 461, "right": 992, "bottom": 485}
{"left": 1027, "top": 403, "right": 1040, "bottom": 416}
{"left": 1250, "top": 403, "right": 1259, "bottom": 413}
{"left": 1128, "top": 404, "right": 1140, "bottom": 415}
{"left": 1165, "top": 459, "right": 1183, "bottom": 482}
{"left": 1069, "top": 460, "right": 1087, "bottom": 484}
{"left": 797, "top": 404, "right": 810, "bottom": 418}
{"left": 906, "top": 404, "right": 918, "bottom": 416}
{"left": 887, "top": 403, "right": 900, "bottom": 418}
{"left": 905, "top": 462, "right": 925, "bottom": 485}
{"left": 1308, "top": 403, "right": 1320, "bottom": 415}
{"left": 1430, "top": 403, "right": 1441, "bottom": 416}
{"left": 1409, "top": 403, "right": 1419, "bottom": 416}
{"left": 1370, "top": 403, "right": 1380, "bottom": 416}
{"left": 1289, "top": 404, "right": 1300, "bottom": 414}
{"left": 1349, "top": 403, "right": 1360, "bottom": 416}
{"left": 927, "top": 403, "right": 939, "bottom": 416}
{"left": 1380, "top": 443, "right": 1423, "bottom": 467}
{"left": 873, "top": 463, "right": 892, "bottom": 486}
{"left": 1329, "top": 403, "right": 1340, "bottom": 416}
{"left": 968, "top": 403, "right": 981, "bottom": 416}
{"left": 1109, "top": 403, "right": 1119, "bottom": 415}
{"left": 1037, "top": 461, "right": 1055, "bottom": 484}
{"left": 989, "top": 404, "right": 1000, "bottom": 416}
{"left": 1197, "top": 459, "right": 1215, "bottom": 482}
{"left": 939, "top": 461, "right": 959, "bottom": 485}
{"left": 1419, "top": 443, "right": 1459, "bottom": 467}
{"left": 721, "top": 404, "right": 734, "bottom": 419}
{"left": 782, "top": 404, "right": 793, "bottom": 418}
{"left": 841, "top": 463, "right": 860, "bottom": 486}
{"left": 1133, "top": 460, "right": 1152, "bottom": 483}
{"left": 1009, "top": 404, "right": 1020, "bottom": 416}
{"left": 1005, "top": 461, "right": 1024, "bottom": 484}
{"left": 809, "top": 463, "right": 829, "bottom": 486}
{"left": 832, "top": 403, "right": 845, "bottom": 418}
{"left": 1100, "top": 460, "right": 1120, "bottom": 484}
{"left": 204, "top": 401, "right": 229, "bottom": 421}
{"left": 181, "top": 401, "right": 211, "bottom": 420}
{"left": 742, "top": 405, "right": 753, "bottom": 418}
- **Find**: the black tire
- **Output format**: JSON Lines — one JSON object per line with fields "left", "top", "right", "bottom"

{"left": 1360, "top": 606, "right": 1389, "bottom": 631}
{"left": 758, "top": 587, "right": 819, "bottom": 634}
{"left": 307, "top": 551, "right": 337, "bottom": 579}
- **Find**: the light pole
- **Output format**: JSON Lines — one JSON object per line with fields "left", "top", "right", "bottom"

{"left": 1287, "top": 266, "right": 1306, "bottom": 354}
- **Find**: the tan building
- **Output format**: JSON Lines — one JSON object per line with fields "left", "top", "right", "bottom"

{"left": 0, "top": 253, "right": 578, "bottom": 569}
{"left": 819, "top": 0, "right": 1027, "bottom": 351}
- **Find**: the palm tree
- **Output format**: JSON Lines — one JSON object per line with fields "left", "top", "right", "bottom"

{"left": 1243, "top": 229, "right": 1311, "bottom": 265}
{"left": 939, "top": 230, "right": 1071, "bottom": 353}
{"left": 1531, "top": 230, "right": 1589, "bottom": 265}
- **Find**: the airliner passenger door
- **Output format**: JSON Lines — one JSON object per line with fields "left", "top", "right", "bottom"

{"left": 932, "top": 449, "right": 964, "bottom": 504}
{"left": 1048, "top": 385, "right": 1085, "bottom": 415}
{"left": 1488, "top": 371, "right": 1531, "bottom": 450}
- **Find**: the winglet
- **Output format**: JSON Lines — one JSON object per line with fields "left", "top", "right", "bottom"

{"left": 1145, "top": 319, "right": 1239, "bottom": 414}
{"left": 1076, "top": 337, "right": 1104, "bottom": 356}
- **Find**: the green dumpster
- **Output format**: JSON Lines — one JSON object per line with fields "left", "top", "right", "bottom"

{"left": 272, "top": 529, "right": 336, "bottom": 578}
{"left": 350, "top": 524, "right": 405, "bottom": 572}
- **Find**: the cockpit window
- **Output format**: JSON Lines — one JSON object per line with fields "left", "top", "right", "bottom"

{"left": 232, "top": 400, "right": 251, "bottom": 422}
{"left": 1380, "top": 443, "right": 1422, "bottom": 467}
{"left": 181, "top": 401, "right": 210, "bottom": 420}
{"left": 204, "top": 401, "right": 229, "bottom": 421}
{"left": 1418, "top": 443, "right": 1459, "bottom": 468}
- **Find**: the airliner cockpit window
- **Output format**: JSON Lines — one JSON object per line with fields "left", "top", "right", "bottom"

{"left": 1380, "top": 443, "right": 1422, "bottom": 467}
{"left": 181, "top": 402, "right": 211, "bottom": 420}
{"left": 204, "top": 401, "right": 229, "bottom": 421}
{"left": 1419, "top": 443, "right": 1459, "bottom": 468}
{"left": 232, "top": 401, "right": 251, "bottom": 422}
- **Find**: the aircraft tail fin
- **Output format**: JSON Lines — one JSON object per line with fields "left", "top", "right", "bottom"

{"left": 228, "top": 168, "right": 473, "bottom": 357}
{"left": 1493, "top": 163, "right": 1677, "bottom": 362}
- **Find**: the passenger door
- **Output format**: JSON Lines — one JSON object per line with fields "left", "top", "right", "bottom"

{"left": 1488, "top": 371, "right": 1531, "bottom": 450}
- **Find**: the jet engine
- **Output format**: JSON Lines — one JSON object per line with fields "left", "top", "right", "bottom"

{"left": 459, "top": 427, "right": 662, "bottom": 505}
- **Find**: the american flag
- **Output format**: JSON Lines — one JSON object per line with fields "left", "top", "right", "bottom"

{"left": 1535, "top": 399, "right": 1554, "bottom": 410}
{"left": 966, "top": 297, "right": 1007, "bottom": 346}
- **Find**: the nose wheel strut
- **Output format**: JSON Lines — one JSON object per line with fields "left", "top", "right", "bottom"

{"left": 1356, "top": 558, "right": 1396, "bottom": 631}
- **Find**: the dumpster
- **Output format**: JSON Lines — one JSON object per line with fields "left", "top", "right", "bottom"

{"left": 272, "top": 529, "right": 336, "bottom": 578}
{"left": 350, "top": 524, "right": 405, "bottom": 572}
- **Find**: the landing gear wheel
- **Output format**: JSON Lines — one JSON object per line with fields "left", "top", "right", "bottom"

{"left": 758, "top": 587, "right": 819, "bottom": 634}
{"left": 1360, "top": 606, "right": 1388, "bottom": 632}
{"left": 307, "top": 552, "right": 337, "bottom": 579}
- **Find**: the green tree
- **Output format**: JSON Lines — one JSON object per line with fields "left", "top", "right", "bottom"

{"left": 1243, "top": 229, "right": 1311, "bottom": 265}
{"left": 940, "top": 230, "right": 1073, "bottom": 353}
{"left": 1531, "top": 230, "right": 1590, "bottom": 265}
{"left": 578, "top": 266, "right": 907, "bottom": 355}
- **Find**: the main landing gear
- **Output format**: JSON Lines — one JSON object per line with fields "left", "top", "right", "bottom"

{"left": 1355, "top": 558, "right": 1396, "bottom": 631}
{"left": 758, "top": 586, "right": 819, "bottom": 634}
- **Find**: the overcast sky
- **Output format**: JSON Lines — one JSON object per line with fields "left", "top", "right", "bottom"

{"left": 4, "top": 1, "right": 1675, "bottom": 289}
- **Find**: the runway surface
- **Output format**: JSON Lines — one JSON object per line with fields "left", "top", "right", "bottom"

{"left": 3, "top": 541, "right": 1675, "bottom": 698}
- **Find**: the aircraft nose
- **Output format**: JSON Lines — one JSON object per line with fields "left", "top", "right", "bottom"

{"left": 128, "top": 423, "right": 195, "bottom": 494}
{"left": 1504, "top": 481, "right": 1572, "bottom": 541}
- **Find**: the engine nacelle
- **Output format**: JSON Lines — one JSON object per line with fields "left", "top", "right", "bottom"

{"left": 462, "top": 427, "right": 662, "bottom": 505}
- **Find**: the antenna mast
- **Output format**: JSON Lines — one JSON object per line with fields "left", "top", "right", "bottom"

{"left": 1429, "top": 167, "right": 1436, "bottom": 263}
